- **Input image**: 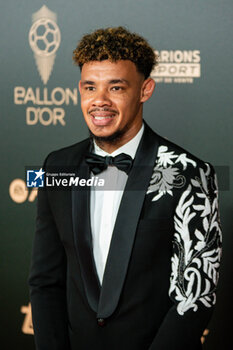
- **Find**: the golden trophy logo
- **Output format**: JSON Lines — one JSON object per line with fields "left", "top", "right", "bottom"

{"left": 28, "top": 5, "right": 61, "bottom": 84}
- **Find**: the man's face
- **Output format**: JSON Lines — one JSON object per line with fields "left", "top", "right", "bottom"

{"left": 79, "top": 60, "right": 154, "bottom": 150}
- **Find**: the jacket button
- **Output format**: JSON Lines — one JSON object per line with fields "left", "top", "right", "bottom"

{"left": 97, "top": 318, "right": 105, "bottom": 326}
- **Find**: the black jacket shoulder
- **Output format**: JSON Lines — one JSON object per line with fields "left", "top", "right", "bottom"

{"left": 155, "top": 131, "right": 214, "bottom": 174}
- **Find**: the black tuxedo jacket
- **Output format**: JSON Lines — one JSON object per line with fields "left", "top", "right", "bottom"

{"left": 29, "top": 123, "right": 222, "bottom": 350}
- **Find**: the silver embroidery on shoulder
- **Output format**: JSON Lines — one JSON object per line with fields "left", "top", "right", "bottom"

{"left": 147, "top": 145, "right": 196, "bottom": 201}
{"left": 157, "top": 146, "right": 196, "bottom": 169}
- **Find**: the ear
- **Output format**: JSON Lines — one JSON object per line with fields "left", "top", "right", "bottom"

{"left": 140, "top": 78, "right": 156, "bottom": 102}
{"left": 78, "top": 80, "right": 82, "bottom": 94}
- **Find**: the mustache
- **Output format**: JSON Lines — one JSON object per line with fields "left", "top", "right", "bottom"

{"left": 88, "top": 108, "right": 118, "bottom": 114}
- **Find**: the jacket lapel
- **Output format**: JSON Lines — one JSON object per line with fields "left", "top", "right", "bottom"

{"left": 72, "top": 144, "right": 101, "bottom": 313}
{"left": 97, "top": 123, "right": 159, "bottom": 318}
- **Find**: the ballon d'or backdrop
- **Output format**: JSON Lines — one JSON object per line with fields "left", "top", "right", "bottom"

{"left": 0, "top": 1, "right": 232, "bottom": 349}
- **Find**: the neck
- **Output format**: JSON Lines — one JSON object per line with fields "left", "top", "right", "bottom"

{"left": 93, "top": 121, "right": 143, "bottom": 153}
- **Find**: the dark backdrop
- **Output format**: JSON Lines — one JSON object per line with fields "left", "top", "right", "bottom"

{"left": 0, "top": 0, "right": 232, "bottom": 349}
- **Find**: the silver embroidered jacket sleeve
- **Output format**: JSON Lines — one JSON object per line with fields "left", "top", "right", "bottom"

{"left": 148, "top": 147, "right": 222, "bottom": 350}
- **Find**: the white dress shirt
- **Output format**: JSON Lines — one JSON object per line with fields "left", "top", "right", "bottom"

{"left": 90, "top": 124, "right": 144, "bottom": 284}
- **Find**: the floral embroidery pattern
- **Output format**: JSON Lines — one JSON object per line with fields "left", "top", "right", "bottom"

{"left": 157, "top": 146, "right": 197, "bottom": 169}
{"left": 147, "top": 166, "right": 186, "bottom": 201}
{"left": 147, "top": 145, "right": 196, "bottom": 201}
{"left": 169, "top": 164, "right": 222, "bottom": 315}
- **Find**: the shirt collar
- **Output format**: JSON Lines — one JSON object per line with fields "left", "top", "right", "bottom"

{"left": 93, "top": 123, "right": 144, "bottom": 159}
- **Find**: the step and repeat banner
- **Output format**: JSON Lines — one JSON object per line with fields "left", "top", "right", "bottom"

{"left": 1, "top": 1, "right": 232, "bottom": 349}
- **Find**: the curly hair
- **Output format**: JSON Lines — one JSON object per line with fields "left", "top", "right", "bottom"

{"left": 73, "top": 26, "right": 158, "bottom": 79}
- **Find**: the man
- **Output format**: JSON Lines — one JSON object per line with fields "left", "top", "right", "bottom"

{"left": 29, "top": 27, "right": 222, "bottom": 350}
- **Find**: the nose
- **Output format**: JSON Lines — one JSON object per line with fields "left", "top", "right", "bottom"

{"left": 92, "top": 89, "right": 111, "bottom": 107}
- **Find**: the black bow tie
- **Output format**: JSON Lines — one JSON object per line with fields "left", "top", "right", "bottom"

{"left": 85, "top": 152, "right": 133, "bottom": 175}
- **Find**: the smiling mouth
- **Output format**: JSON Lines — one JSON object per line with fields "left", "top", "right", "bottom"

{"left": 89, "top": 108, "right": 118, "bottom": 121}
{"left": 93, "top": 115, "right": 115, "bottom": 120}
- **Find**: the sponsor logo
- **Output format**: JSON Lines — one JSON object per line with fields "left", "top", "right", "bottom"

{"left": 13, "top": 5, "right": 78, "bottom": 125}
{"left": 14, "top": 86, "right": 77, "bottom": 126}
{"left": 21, "top": 303, "right": 34, "bottom": 335}
{"left": 28, "top": 5, "right": 61, "bottom": 84}
{"left": 151, "top": 50, "right": 201, "bottom": 84}
{"left": 27, "top": 169, "right": 45, "bottom": 188}
{"left": 9, "top": 179, "right": 37, "bottom": 203}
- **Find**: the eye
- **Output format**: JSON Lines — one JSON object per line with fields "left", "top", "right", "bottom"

{"left": 85, "top": 86, "right": 95, "bottom": 91}
{"left": 111, "top": 86, "right": 123, "bottom": 91}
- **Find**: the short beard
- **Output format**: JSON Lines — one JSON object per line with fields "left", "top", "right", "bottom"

{"left": 89, "top": 126, "right": 128, "bottom": 147}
